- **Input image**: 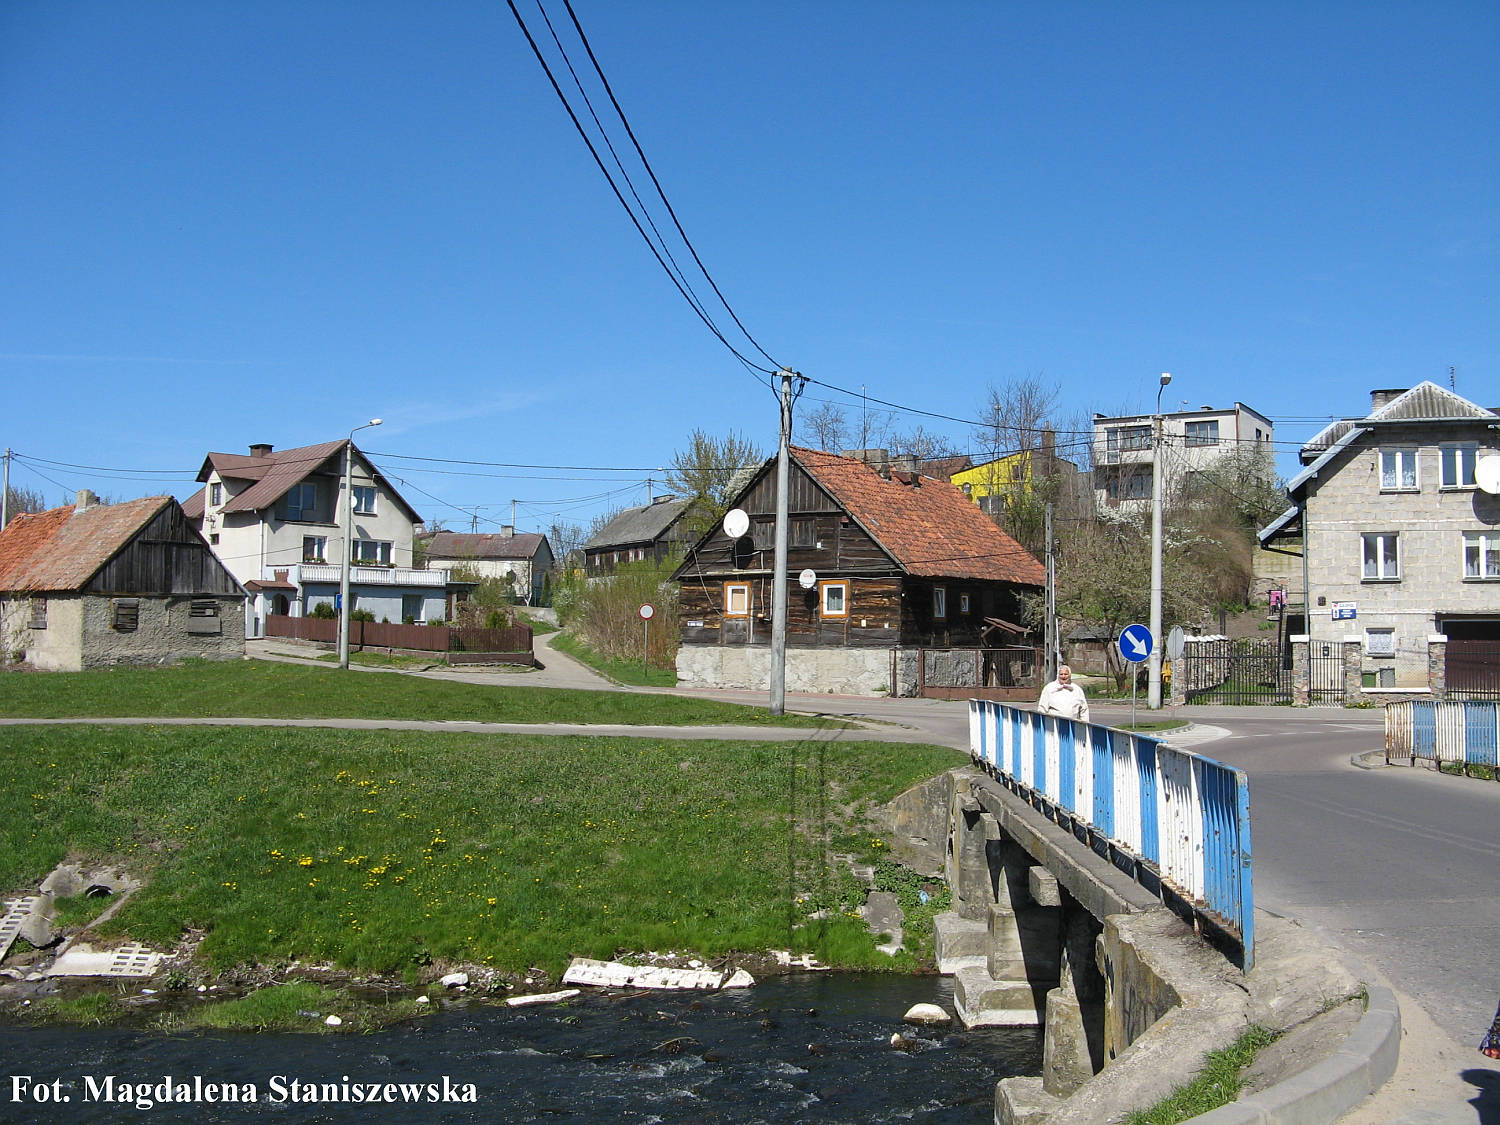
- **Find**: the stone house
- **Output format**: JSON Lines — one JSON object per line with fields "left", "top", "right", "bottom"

{"left": 1259, "top": 382, "right": 1500, "bottom": 693}
{"left": 673, "top": 447, "right": 1045, "bottom": 696}
{"left": 0, "top": 492, "right": 245, "bottom": 671}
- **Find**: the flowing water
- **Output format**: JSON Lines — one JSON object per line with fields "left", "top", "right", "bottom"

{"left": 0, "top": 974, "right": 1040, "bottom": 1123}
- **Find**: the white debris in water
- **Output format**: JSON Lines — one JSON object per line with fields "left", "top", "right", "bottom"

{"left": 902, "top": 1003, "right": 952, "bottom": 1026}
{"left": 506, "top": 989, "right": 581, "bottom": 1007}
{"left": 440, "top": 972, "right": 470, "bottom": 988}
{"left": 562, "top": 957, "right": 751, "bottom": 991}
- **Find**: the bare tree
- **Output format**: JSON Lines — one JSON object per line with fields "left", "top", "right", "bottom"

{"left": 887, "top": 425, "right": 957, "bottom": 464}
{"left": 798, "top": 402, "right": 848, "bottom": 452}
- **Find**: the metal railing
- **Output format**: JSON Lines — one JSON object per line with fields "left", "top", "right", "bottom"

{"left": 1385, "top": 700, "right": 1500, "bottom": 773}
{"left": 969, "top": 699, "right": 1254, "bottom": 970}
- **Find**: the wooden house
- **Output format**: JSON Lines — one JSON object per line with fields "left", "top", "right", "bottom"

{"left": 672, "top": 448, "right": 1045, "bottom": 695}
{"left": 0, "top": 492, "right": 246, "bottom": 671}
{"left": 583, "top": 496, "right": 698, "bottom": 575}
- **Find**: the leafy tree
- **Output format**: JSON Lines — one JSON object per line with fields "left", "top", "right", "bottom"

{"left": 3, "top": 485, "right": 48, "bottom": 521}
{"left": 663, "top": 429, "right": 764, "bottom": 537}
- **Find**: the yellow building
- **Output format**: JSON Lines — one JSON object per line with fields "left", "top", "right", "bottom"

{"left": 950, "top": 452, "right": 1035, "bottom": 517}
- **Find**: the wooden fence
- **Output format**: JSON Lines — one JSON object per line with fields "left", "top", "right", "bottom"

{"left": 266, "top": 615, "right": 532, "bottom": 658}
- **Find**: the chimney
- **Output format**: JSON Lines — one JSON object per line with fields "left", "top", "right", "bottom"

{"left": 501, "top": 525, "right": 515, "bottom": 538}
{"left": 1370, "top": 389, "right": 1408, "bottom": 412}
{"left": 75, "top": 489, "right": 99, "bottom": 512}
{"left": 249, "top": 443, "right": 273, "bottom": 458}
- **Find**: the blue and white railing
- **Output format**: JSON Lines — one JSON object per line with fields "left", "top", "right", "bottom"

{"left": 1386, "top": 700, "right": 1500, "bottom": 773}
{"left": 969, "top": 700, "right": 1254, "bottom": 970}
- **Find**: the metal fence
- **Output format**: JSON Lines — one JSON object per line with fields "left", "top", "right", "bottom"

{"left": 1447, "top": 639, "right": 1500, "bottom": 700}
{"left": 969, "top": 699, "right": 1253, "bottom": 970}
{"left": 1307, "top": 642, "right": 1344, "bottom": 706}
{"left": 1385, "top": 700, "right": 1500, "bottom": 774}
{"left": 1178, "top": 638, "right": 1290, "bottom": 705}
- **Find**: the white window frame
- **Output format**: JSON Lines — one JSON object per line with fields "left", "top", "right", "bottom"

{"left": 352, "top": 538, "right": 393, "bottom": 566}
{"left": 1464, "top": 531, "right": 1500, "bottom": 580}
{"left": 724, "top": 583, "right": 750, "bottom": 617}
{"left": 1364, "top": 628, "right": 1396, "bottom": 657}
{"left": 820, "top": 580, "right": 848, "bottom": 618}
{"left": 932, "top": 586, "right": 947, "bottom": 620}
{"left": 209, "top": 481, "right": 222, "bottom": 506}
{"left": 302, "top": 536, "right": 327, "bottom": 563}
{"left": 1362, "top": 532, "right": 1400, "bottom": 581}
{"left": 352, "top": 485, "right": 377, "bottom": 515}
{"left": 1440, "top": 444, "right": 1478, "bottom": 489}
{"left": 959, "top": 592, "right": 971, "bottom": 614}
{"left": 1379, "top": 448, "right": 1418, "bottom": 492}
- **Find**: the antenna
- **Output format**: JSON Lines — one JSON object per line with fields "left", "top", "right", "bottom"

{"left": 1450, "top": 365, "right": 1457, "bottom": 391}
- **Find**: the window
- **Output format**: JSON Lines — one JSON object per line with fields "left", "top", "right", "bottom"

{"left": 187, "top": 599, "right": 220, "bottom": 634}
{"left": 1441, "top": 444, "right": 1478, "bottom": 489}
{"left": 1465, "top": 532, "right": 1500, "bottom": 580}
{"left": 1365, "top": 628, "right": 1396, "bottom": 657}
{"left": 112, "top": 599, "right": 139, "bottom": 632}
{"left": 790, "top": 519, "right": 816, "bottom": 548}
{"left": 352, "top": 485, "right": 377, "bottom": 515}
{"left": 402, "top": 594, "right": 424, "bottom": 624}
{"left": 281, "top": 482, "right": 317, "bottom": 520}
{"left": 1184, "top": 420, "right": 1220, "bottom": 447}
{"left": 209, "top": 533, "right": 219, "bottom": 545}
{"left": 1107, "top": 425, "right": 1152, "bottom": 455}
{"left": 959, "top": 592, "right": 971, "bottom": 614}
{"left": 209, "top": 482, "right": 222, "bottom": 506}
{"left": 352, "top": 539, "right": 392, "bottom": 566}
{"left": 1379, "top": 449, "right": 1417, "bottom": 491}
{"left": 1108, "top": 468, "right": 1152, "bottom": 501}
{"left": 725, "top": 583, "right": 750, "bottom": 616}
{"left": 932, "top": 586, "right": 947, "bottom": 620}
{"left": 1362, "top": 533, "right": 1400, "bottom": 580}
{"left": 752, "top": 519, "right": 775, "bottom": 551}
{"left": 820, "top": 580, "right": 848, "bottom": 618}
{"left": 302, "top": 536, "right": 327, "bottom": 563}
{"left": 29, "top": 599, "right": 46, "bottom": 629}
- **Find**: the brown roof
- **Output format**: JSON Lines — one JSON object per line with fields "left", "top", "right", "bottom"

{"left": 426, "top": 531, "right": 550, "bottom": 562}
{"left": 193, "top": 439, "right": 421, "bottom": 523}
{"left": 0, "top": 497, "right": 174, "bottom": 593}
{"left": 791, "top": 447, "right": 1045, "bottom": 585}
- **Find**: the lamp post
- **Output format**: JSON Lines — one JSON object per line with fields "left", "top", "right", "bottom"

{"left": 338, "top": 418, "right": 383, "bottom": 670}
{"left": 1149, "top": 373, "right": 1171, "bottom": 708}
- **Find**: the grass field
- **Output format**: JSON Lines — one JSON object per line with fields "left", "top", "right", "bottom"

{"left": 0, "top": 660, "right": 838, "bottom": 727}
{"left": 0, "top": 723, "right": 965, "bottom": 980}
{"left": 548, "top": 631, "right": 677, "bottom": 688}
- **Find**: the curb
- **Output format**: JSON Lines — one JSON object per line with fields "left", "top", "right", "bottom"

{"left": 1350, "top": 748, "right": 1388, "bottom": 770}
{"left": 1185, "top": 984, "right": 1401, "bottom": 1124}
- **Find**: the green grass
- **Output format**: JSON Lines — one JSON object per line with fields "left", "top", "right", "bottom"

{"left": 315, "top": 651, "right": 444, "bottom": 669}
{"left": 23, "top": 991, "right": 126, "bottom": 1026}
{"left": 0, "top": 724, "right": 966, "bottom": 979}
{"left": 1124, "top": 1026, "right": 1280, "bottom": 1124}
{"left": 1112, "top": 719, "right": 1190, "bottom": 734}
{"left": 549, "top": 631, "right": 678, "bottom": 687}
{"left": 0, "top": 660, "right": 836, "bottom": 728}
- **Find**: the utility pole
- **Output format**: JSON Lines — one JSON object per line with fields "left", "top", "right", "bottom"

{"left": 1148, "top": 373, "right": 1171, "bottom": 709}
{"left": 769, "top": 369, "right": 797, "bottom": 716}
{"left": 1, "top": 448, "right": 11, "bottom": 530}
{"left": 1044, "top": 501, "right": 1057, "bottom": 679}
{"left": 511, "top": 499, "right": 517, "bottom": 531}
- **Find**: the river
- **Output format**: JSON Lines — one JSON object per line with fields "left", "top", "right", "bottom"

{"left": 0, "top": 974, "right": 1040, "bottom": 1124}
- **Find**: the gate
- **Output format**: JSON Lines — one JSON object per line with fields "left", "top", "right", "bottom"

{"left": 1448, "top": 639, "right": 1500, "bottom": 700}
{"left": 1179, "top": 638, "right": 1290, "bottom": 705}
{"left": 1307, "top": 641, "right": 1345, "bottom": 707}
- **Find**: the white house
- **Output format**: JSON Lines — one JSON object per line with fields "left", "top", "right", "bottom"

{"left": 183, "top": 440, "right": 454, "bottom": 635}
{"left": 1092, "top": 402, "right": 1275, "bottom": 510}
{"left": 421, "top": 530, "right": 554, "bottom": 605}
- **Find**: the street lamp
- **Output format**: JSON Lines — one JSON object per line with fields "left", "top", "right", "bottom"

{"left": 338, "top": 418, "right": 383, "bottom": 669}
{"left": 1149, "top": 374, "right": 1171, "bottom": 708}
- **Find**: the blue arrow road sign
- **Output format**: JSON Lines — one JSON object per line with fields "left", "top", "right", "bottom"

{"left": 1119, "top": 624, "right": 1154, "bottom": 664}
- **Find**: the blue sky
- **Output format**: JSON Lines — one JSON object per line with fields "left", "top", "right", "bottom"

{"left": 3, "top": 1, "right": 1496, "bottom": 536}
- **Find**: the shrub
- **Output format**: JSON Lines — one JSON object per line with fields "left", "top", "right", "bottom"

{"left": 309, "top": 602, "right": 337, "bottom": 620}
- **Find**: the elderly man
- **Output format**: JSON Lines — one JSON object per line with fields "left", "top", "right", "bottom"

{"left": 1038, "top": 664, "right": 1090, "bottom": 722}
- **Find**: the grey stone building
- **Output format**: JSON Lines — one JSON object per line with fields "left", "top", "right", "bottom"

{"left": 1259, "top": 383, "right": 1500, "bottom": 694}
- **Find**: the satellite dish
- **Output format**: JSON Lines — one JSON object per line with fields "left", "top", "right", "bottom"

{"left": 723, "top": 508, "right": 750, "bottom": 538}
{"left": 798, "top": 569, "right": 817, "bottom": 589}
{"left": 1476, "top": 455, "right": 1500, "bottom": 495}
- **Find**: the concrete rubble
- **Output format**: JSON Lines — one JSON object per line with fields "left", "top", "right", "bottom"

{"left": 562, "top": 957, "right": 754, "bottom": 991}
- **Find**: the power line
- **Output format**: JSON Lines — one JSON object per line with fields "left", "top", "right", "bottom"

{"left": 506, "top": 0, "right": 779, "bottom": 378}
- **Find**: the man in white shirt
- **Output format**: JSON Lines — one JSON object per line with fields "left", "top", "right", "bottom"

{"left": 1038, "top": 664, "right": 1090, "bottom": 723}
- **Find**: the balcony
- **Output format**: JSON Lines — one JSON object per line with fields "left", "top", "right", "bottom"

{"left": 297, "top": 564, "right": 451, "bottom": 587}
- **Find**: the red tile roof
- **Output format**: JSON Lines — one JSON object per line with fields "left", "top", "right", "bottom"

{"left": 792, "top": 447, "right": 1044, "bottom": 586}
{"left": 0, "top": 497, "right": 174, "bottom": 592}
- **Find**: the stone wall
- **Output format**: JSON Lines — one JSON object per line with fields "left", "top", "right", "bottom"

{"left": 675, "top": 645, "right": 897, "bottom": 696}
{"left": 78, "top": 594, "right": 245, "bottom": 670}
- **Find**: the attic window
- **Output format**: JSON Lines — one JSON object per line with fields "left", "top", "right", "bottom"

{"left": 29, "top": 599, "right": 47, "bottom": 630}
{"left": 112, "top": 599, "right": 139, "bottom": 632}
